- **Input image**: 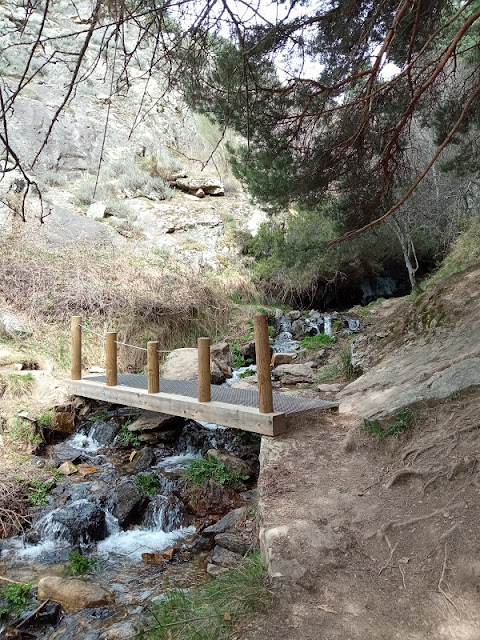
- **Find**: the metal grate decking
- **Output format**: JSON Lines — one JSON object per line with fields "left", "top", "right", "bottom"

{"left": 84, "top": 374, "right": 337, "bottom": 414}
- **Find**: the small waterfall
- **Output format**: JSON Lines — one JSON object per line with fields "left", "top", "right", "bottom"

{"left": 142, "top": 496, "right": 186, "bottom": 533}
{"left": 68, "top": 425, "right": 100, "bottom": 452}
{"left": 324, "top": 315, "right": 332, "bottom": 335}
{"left": 347, "top": 317, "right": 360, "bottom": 331}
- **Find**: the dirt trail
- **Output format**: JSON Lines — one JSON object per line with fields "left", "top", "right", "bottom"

{"left": 241, "top": 388, "right": 480, "bottom": 640}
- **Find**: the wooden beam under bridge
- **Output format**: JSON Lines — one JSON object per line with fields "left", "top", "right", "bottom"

{"left": 66, "top": 377, "right": 287, "bottom": 437}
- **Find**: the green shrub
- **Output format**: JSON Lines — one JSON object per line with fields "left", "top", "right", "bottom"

{"left": 64, "top": 551, "right": 98, "bottom": 576}
{"left": 185, "top": 455, "right": 249, "bottom": 487}
{"left": 300, "top": 333, "right": 336, "bottom": 350}
{"left": 28, "top": 479, "right": 54, "bottom": 506}
{"left": 37, "top": 410, "right": 55, "bottom": 429}
{"left": 136, "top": 473, "right": 160, "bottom": 497}
{"left": 143, "top": 552, "right": 272, "bottom": 640}
{"left": 239, "top": 369, "right": 254, "bottom": 378}
{"left": 0, "top": 582, "right": 33, "bottom": 618}
{"left": 121, "top": 424, "right": 141, "bottom": 448}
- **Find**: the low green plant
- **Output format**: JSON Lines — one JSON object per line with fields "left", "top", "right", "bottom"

{"left": 232, "top": 343, "right": 252, "bottom": 368}
{"left": 331, "top": 319, "right": 343, "bottom": 332}
{"left": 185, "top": 455, "right": 249, "bottom": 487}
{"left": 239, "top": 369, "right": 254, "bottom": 378}
{"left": 316, "top": 363, "right": 341, "bottom": 383}
{"left": 89, "top": 411, "right": 108, "bottom": 422}
{"left": 37, "top": 410, "right": 55, "bottom": 429}
{"left": 360, "top": 408, "right": 416, "bottom": 439}
{"left": 0, "top": 581, "right": 33, "bottom": 618}
{"left": 136, "top": 473, "right": 160, "bottom": 497}
{"left": 338, "top": 346, "right": 359, "bottom": 382}
{"left": 64, "top": 551, "right": 98, "bottom": 576}
{"left": 4, "top": 417, "right": 42, "bottom": 449}
{"left": 121, "top": 424, "right": 141, "bottom": 448}
{"left": 300, "top": 333, "right": 335, "bottom": 350}
{"left": 142, "top": 552, "right": 272, "bottom": 640}
{"left": 28, "top": 478, "right": 54, "bottom": 506}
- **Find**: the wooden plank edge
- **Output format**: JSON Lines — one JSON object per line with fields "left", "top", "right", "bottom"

{"left": 65, "top": 380, "right": 287, "bottom": 437}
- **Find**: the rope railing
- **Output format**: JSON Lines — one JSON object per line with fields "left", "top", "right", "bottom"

{"left": 71, "top": 312, "right": 274, "bottom": 413}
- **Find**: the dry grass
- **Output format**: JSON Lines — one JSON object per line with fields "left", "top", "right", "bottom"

{"left": 0, "top": 234, "right": 229, "bottom": 372}
{"left": 0, "top": 477, "right": 31, "bottom": 538}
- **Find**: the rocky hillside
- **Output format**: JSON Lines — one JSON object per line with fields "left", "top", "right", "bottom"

{"left": 338, "top": 263, "right": 480, "bottom": 418}
{"left": 0, "top": 0, "right": 265, "bottom": 272}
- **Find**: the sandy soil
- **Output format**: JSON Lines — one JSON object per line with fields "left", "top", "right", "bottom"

{"left": 238, "top": 387, "right": 480, "bottom": 640}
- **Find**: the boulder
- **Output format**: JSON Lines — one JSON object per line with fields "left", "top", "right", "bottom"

{"left": 317, "top": 383, "right": 345, "bottom": 393}
{"left": 86, "top": 201, "right": 106, "bottom": 219}
{"left": 206, "top": 449, "right": 251, "bottom": 477}
{"left": 211, "top": 342, "right": 229, "bottom": 359}
{"left": 175, "top": 177, "right": 224, "bottom": 196}
{"left": 90, "top": 420, "right": 119, "bottom": 446}
{"left": 203, "top": 507, "right": 248, "bottom": 535}
{"left": 210, "top": 545, "right": 243, "bottom": 567}
{"left": 52, "top": 412, "right": 76, "bottom": 434}
{"left": 271, "top": 363, "right": 315, "bottom": 383}
{"left": 287, "top": 310, "right": 302, "bottom": 321}
{"left": 58, "top": 460, "right": 78, "bottom": 476}
{"left": 127, "top": 410, "right": 179, "bottom": 432}
{"left": 162, "top": 348, "right": 225, "bottom": 384}
{"left": 214, "top": 532, "right": 251, "bottom": 555}
{"left": 51, "top": 502, "right": 107, "bottom": 544}
{"left": 271, "top": 353, "right": 295, "bottom": 367}
{"left": 0, "top": 311, "right": 32, "bottom": 337}
{"left": 110, "top": 478, "right": 147, "bottom": 527}
{"left": 130, "top": 447, "right": 156, "bottom": 472}
{"left": 37, "top": 577, "right": 114, "bottom": 612}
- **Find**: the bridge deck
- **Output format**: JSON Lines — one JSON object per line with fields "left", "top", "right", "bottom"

{"left": 67, "top": 374, "right": 338, "bottom": 436}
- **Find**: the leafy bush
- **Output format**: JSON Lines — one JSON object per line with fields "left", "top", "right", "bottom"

{"left": 0, "top": 582, "right": 33, "bottom": 618}
{"left": 185, "top": 455, "right": 249, "bottom": 487}
{"left": 28, "top": 479, "right": 54, "bottom": 506}
{"left": 136, "top": 473, "right": 160, "bottom": 497}
{"left": 121, "top": 424, "right": 141, "bottom": 448}
{"left": 65, "top": 551, "right": 98, "bottom": 575}
{"left": 143, "top": 552, "right": 272, "bottom": 640}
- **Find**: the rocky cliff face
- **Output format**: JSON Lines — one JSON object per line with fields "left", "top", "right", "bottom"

{"left": 0, "top": 0, "right": 264, "bottom": 271}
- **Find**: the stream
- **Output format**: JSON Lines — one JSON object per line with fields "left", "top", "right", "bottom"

{"left": 0, "top": 307, "right": 361, "bottom": 638}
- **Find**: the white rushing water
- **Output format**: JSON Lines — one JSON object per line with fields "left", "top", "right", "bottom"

{"left": 68, "top": 426, "right": 101, "bottom": 452}
{"left": 97, "top": 526, "right": 195, "bottom": 561}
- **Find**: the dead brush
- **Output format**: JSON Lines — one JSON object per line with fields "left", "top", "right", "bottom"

{"left": 0, "top": 477, "right": 31, "bottom": 538}
{"left": 0, "top": 234, "right": 229, "bottom": 371}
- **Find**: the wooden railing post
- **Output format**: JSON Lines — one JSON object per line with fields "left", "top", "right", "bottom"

{"left": 106, "top": 332, "right": 118, "bottom": 387}
{"left": 254, "top": 313, "right": 274, "bottom": 413}
{"left": 71, "top": 316, "right": 82, "bottom": 380}
{"left": 198, "top": 337, "right": 211, "bottom": 402}
{"left": 147, "top": 341, "right": 160, "bottom": 394}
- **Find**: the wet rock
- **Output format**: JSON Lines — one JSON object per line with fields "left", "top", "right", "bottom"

{"left": 110, "top": 478, "right": 147, "bottom": 527}
{"left": 51, "top": 502, "right": 107, "bottom": 544}
{"left": 90, "top": 420, "right": 119, "bottom": 446}
{"left": 183, "top": 477, "right": 237, "bottom": 518}
{"left": 126, "top": 410, "right": 180, "bottom": 432}
{"left": 20, "top": 601, "right": 61, "bottom": 628}
{"left": 211, "top": 545, "right": 243, "bottom": 567}
{"left": 291, "top": 318, "right": 307, "bottom": 336}
{"left": 203, "top": 507, "right": 248, "bottom": 535}
{"left": 206, "top": 449, "right": 252, "bottom": 477}
{"left": 214, "top": 359, "right": 233, "bottom": 379}
{"left": 101, "top": 621, "right": 137, "bottom": 639}
{"left": 214, "top": 532, "right": 250, "bottom": 555}
{"left": 37, "top": 577, "right": 114, "bottom": 612}
{"left": 130, "top": 447, "right": 155, "bottom": 472}
{"left": 271, "top": 353, "right": 295, "bottom": 367}
{"left": 50, "top": 412, "right": 76, "bottom": 434}
{"left": 185, "top": 535, "right": 214, "bottom": 553}
{"left": 58, "top": 460, "right": 78, "bottom": 475}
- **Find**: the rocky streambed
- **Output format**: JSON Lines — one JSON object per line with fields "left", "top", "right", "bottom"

{"left": 0, "top": 402, "right": 259, "bottom": 639}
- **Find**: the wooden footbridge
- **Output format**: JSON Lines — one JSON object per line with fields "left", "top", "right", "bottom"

{"left": 67, "top": 314, "right": 337, "bottom": 436}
